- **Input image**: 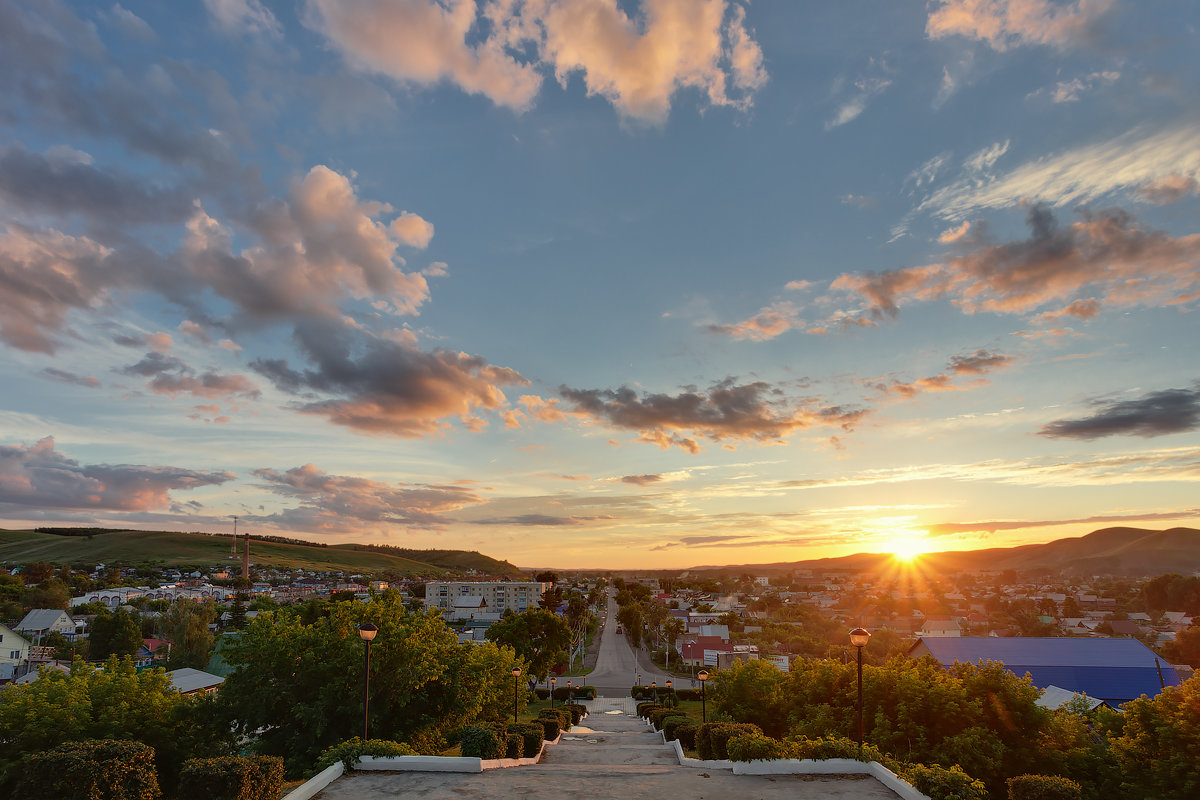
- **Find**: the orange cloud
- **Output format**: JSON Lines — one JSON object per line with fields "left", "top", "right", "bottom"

{"left": 926, "top": 0, "right": 1113, "bottom": 51}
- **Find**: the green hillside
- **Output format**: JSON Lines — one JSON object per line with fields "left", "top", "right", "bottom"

{"left": 0, "top": 529, "right": 519, "bottom": 577}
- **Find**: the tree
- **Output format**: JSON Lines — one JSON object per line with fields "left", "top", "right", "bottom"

{"left": 617, "top": 604, "right": 643, "bottom": 650}
{"left": 0, "top": 657, "right": 233, "bottom": 794}
{"left": 20, "top": 560, "right": 55, "bottom": 584}
{"left": 538, "top": 584, "right": 564, "bottom": 610}
{"left": 663, "top": 617, "right": 685, "bottom": 668}
{"left": 1164, "top": 625, "right": 1200, "bottom": 668}
{"left": 158, "top": 599, "right": 217, "bottom": 669}
{"left": 23, "top": 578, "right": 70, "bottom": 610}
{"left": 220, "top": 597, "right": 523, "bottom": 775}
{"left": 89, "top": 608, "right": 143, "bottom": 659}
{"left": 534, "top": 571, "right": 558, "bottom": 584}
{"left": 486, "top": 607, "right": 570, "bottom": 681}
{"left": 1111, "top": 675, "right": 1200, "bottom": 799}
{"left": 710, "top": 659, "right": 790, "bottom": 737}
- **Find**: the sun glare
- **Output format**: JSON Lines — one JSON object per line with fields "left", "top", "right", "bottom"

{"left": 887, "top": 532, "right": 929, "bottom": 563}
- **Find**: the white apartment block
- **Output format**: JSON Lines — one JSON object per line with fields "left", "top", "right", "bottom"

{"left": 425, "top": 581, "right": 547, "bottom": 620}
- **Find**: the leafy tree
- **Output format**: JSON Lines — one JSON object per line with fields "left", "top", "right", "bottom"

{"left": 538, "top": 584, "right": 564, "bottom": 610}
{"left": 20, "top": 560, "right": 55, "bottom": 584}
{"left": 1111, "top": 675, "right": 1200, "bottom": 799}
{"left": 89, "top": 608, "right": 143, "bottom": 659}
{"left": 159, "top": 599, "right": 217, "bottom": 669}
{"left": 1163, "top": 625, "right": 1200, "bottom": 668}
{"left": 220, "top": 597, "right": 523, "bottom": 775}
{"left": 0, "top": 657, "right": 233, "bottom": 794}
{"left": 710, "top": 660, "right": 790, "bottom": 737}
{"left": 24, "top": 577, "right": 71, "bottom": 610}
{"left": 534, "top": 571, "right": 558, "bottom": 584}
{"left": 663, "top": 617, "right": 686, "bottom": 668}
{"left": 617, "top": 604, "right": 643, "bottom": 650}
{"left": 486, "top": 607, "right": 570, "bottom": 681}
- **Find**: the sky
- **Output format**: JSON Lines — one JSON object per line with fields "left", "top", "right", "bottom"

{"left": 1, "top": 0, "right": 1199, "bottom": 571}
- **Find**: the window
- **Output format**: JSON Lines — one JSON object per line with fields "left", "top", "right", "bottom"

{"left": 9, "top": 650, "right": 19, "bottom": 659}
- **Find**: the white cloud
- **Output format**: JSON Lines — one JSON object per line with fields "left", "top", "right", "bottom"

{"left": 917, "top": 125, "right": 1200, "bottom": 220}
{"left": 204, "top": 0, "right": 281, "bottom": 37}
{"left": 926, "top": 0, "right": 1115, "bottom": 51}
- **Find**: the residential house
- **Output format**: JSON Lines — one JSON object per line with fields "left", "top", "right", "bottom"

{"left": 909, "top": 636, "right": 1180, "bottom": 705}
{"left": 167, "top": 667, "right": 225, "bottom": 695}
{"left": 919, "top": 617, "right": 962, "bottom": 637}
{"left": 16, "top": 609, "right": 83, "bottom": 642}
{"left": 0, "top": 623, "right": 31, "bottom": 682}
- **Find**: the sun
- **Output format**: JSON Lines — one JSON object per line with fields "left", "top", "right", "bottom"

{"left": 887, "top": 533, "right": 928, "bottom": 563}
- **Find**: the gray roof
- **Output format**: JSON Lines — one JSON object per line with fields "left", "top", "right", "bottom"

{"left": 167, "top": 667, "right": 225, "bottom": 694}
{"left": 16, "top": 608, "right": 71, "bottom": 632}
{"left": 1036, "top": 685, "right": 1107, "bottom": 711}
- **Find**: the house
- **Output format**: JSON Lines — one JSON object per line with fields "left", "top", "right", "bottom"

{"left": 16, "top": 609, "right": 83, "bottom": 642}
{"left": 0, "top": 623, "right": 31, "bottom": 675}
{"left": 166, "top": 667, "right": 225, "bottom": 695}
{"left": 1035, "top": 685, "right": 1110, "bottom": 712}
{"left": 449, "top": 596, "right": 492, "bottom": 622}
{"left": 679, "top": 636, "right": 732, "bottom": 667}
{"left": 919, "top": 617, "right": 962, "bottom": 637}
{"left": 908, "top": 636, "right": 1180, "bottom": 704}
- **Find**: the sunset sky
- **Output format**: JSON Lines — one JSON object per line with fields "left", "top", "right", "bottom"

{"left": 2, "top": 0, "right": 1199, "bottom": 570}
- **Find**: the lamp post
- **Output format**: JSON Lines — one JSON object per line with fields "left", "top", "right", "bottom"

{"left": 511, "top": 667, "right": 522, "bottom": 722}
{"left": 666, "top": 679, "right": 672, "bottom": 706}
{"left": 849, "top": 627, "right": 871, "bottom": 757}
{"left": 550, "top": 676, "right": 556, "bottom": 708}
{"left": 567, "top": 680, "right": 573, "bottom": 701}
{"left": 697, "top": 670, "right": 708, "bottom": 723}
{"left": 651, "top": 680, "right": 656, "bottom": 701}
{"left": 358, "top": 623, "right": 378, "bottom": 740}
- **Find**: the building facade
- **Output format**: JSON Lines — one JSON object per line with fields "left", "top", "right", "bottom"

{"left": 425, "top": 581, "right": 547, "bottom": 620}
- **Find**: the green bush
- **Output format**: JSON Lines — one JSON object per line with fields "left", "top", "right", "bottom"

{"left": 551, "top": 687, "right": 573, "bottom": 701}
{"left": 507, "top": 723, "right": 545, "bottom": 758}
{"left": 176, "top": 756, "right": 283, "bottom": 800}
{"left": 903, "top": 763, "right": 989, "bottom": 800}
{"left": 1007, "top": 774, "right": 1083, "bottom": 800}
{"left": 16, "top": 739, "right": 161, "bottom": 800}
{"left": 535, "top": 688, "right": 551, "bottom": 700}
{"left": 577, "top": 685, "right": 597, "bottom": 699}
{"left": 649, "top": 709, "right": 686, "bottom": 730}
{"left": 636, "top": 702, "right": 665, "bottom": 718}
{"left": 565, "top": 703, "right": 587, "bottom": 724}
{"left": 672, "top": 719, "right": 701, "bottom": 750}
{"left": 675, "top": 689, "right": 702, "bottom": 701}
{"left": 727, "top": 733, "right": 785, "bottom": 762}
{"left": 533, "top": 717, "right": 560, "bottom": 740}
{"left": 314, "top": 738, "right": 417, "bottom": 772}
{"left": 538, "top": 708, "right": 571, "bottom": 732}
{"left": 696, "top": 722, "right": 763, "bottom": 760}
{"left": 781, "top": 735, "right": 883, "bottom": 762}
{"left": 459, "top": 726, "right": 501, "bottom": 759}
{"left": 504, "top": 733, "right": 523, "bottom": 759}
{"left": 661, "top": 716, "right": 693, "bottom": 741}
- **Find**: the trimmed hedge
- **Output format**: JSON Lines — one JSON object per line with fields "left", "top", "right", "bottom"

{"left": 539, "top": 707, "right": 572, "bottom": 731}
{"left": 904, "top": 764, "right": 989, "bottom": 800}
{"left": 1007, "top": 774, "right": 1083, "bottom": 800}
{"left": 504, "top": 733, "right": 523, "bottom": 759}
{"left": 533, "top": 716, "right": 560, "bottom": 741}
{"left": 507, "top": 723, "right": 545, "bottom": 758}
{"left": 675, "top": 689, "right": 702, "bottom": 701}
{"left": 575, "top": 685, "right": 597, "bottom": 699}
{"left": 535, "top": 688, "right": 551, "bottom": 700}
{"left": 459, "top": 726, "right": 502, "bottom": 759}
{"left": 661, "top": 716, "right": 697, "bottom": 745}
{"left": 696, "top": 722, "right": 763, "bottom": 760}
{"left": 636, "top": 702, "right": 666, "bottom": 718}
{"left": 649, "top": 709, "right": 686, "bottom": 730}
{"left": 176, "top": 756, "right": 283, "bottom": 800}
{"left": 314, "top": 738, "right": 417, "bottom": 772}
{"left": 727, "top": 733, "right": 785, "bottom": 762}
{"left": 17, "top": 739, "right": 161, "bottom": 800}
{"left": 565, "top": 703, "right": 588, "bottom": 724}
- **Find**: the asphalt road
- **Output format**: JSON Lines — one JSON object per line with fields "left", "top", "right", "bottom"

{"left": 583, "top": 589, "right": 677, "bottom": 697}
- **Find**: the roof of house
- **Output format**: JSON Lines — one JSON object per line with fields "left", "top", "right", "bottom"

{"left": 16, "top": 609, "right": 71, "bottom": 632}
{"left": 453, "top": 596, "right": 486, "bottom": 608}
{"left": 910, "top": 636, "right": 1179, "bottom": 703}
{"left": 1036, "top": 685, "right": 1107, "bottom": 712}
{"left": 167, "top": 667, "right": 225, "bottom": 694}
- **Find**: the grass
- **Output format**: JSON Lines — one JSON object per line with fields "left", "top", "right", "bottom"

{"left": 0, "top": 528, "right": 510, "bottom": 576}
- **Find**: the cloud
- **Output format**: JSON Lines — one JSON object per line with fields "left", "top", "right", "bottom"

{"left": 1039, "top": 384, "right": 1200, "bottom": 440}
{"left": 948, "top": 349, "right": 1015, "bottom": 375}
{"left": 40, "top": 368, "right": 100, "bottom": 388}
{"left": 468, "top": 513, "right": 612, "bottom": 526}
{"left": 927, "top": 508, "right": 1200, "bottom": 536}
{"left": 104, "top": 4, "right": 157, "bottom": 42}
{"left": 557, "top": 378, "right": 867, "bottom": 452}
{"left": 253, "top": 462, "right": 482, "bottom": 531}
{"left": 305, "top": 0, "right": 766, "bottom": 123}
{"left": 1034, "top": 297, "right": 1101, "bottom": 322}
{"left": 251, "top": 320, "right": 527, "bottom": 437}
{"left": 390, "top": 211, "right": 435, "bottom": 249}
{"left": 204, "top": 0, "right": 281, "bottom": 37}
{"left": 0, "top": 437, "right": 233, "bottom": 512}
{"left": 826, "top": 68, "right": 892, "bottom": 130}
{"left": 304, "top": 0, "right": 543, "bottom": 112}
{"left": 708, "top": 301, "right": 802, "bottom": 341}
{"left": 122, "top": 351, "right": 261, "bottom": 400}
{"left": 621, "top": 473, "right": 663, "bottom": 486}
{"left": 870, "top": 348, "right": 1014, "bottom": 399}
{"left": 830, "top": 205, "right": 1200, "bottom": 320}
{"left": 917, "top": 125, "right": 1200, "bottom": 221}
{"left": 1136, "top": 173, "right": 1199, "bottom": 206}
{"left": 1028, "top": 70, "right": 1119, "bottom": 103}
{"left": 926, "top": 0, "right": 1114, "bottom": 51}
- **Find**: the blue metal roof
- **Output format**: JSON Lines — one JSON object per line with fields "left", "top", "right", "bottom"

{"left": 912, "top": 637, "right": 1180, "bottom": 703}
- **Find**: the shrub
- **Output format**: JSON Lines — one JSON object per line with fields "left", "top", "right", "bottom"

{"left": 534, "top": 688, "right": 550, "bottom": 700}
{"left": 670, "top": 719, "right": 700, "bottom": 750}
{"left": 781, "top": 735, "right": 883, "bottom": 762}
{"left": 1007, "top": 774, "right": 1083, "bottom": 800}
{"left": 636, "top": 702, "right": 665, "bottom": 718}
{"left": 727, "top": 733, "right": 785, "bottom": 762}
{"left": 507, "top": 723, "right": 545, "bottom": 758}
{"left": 675, "top": 689, "right": 702, "bottom": 702}
{"left": 902, "top": 763, "right": 989, "bottom": 800}
{"left": 577, "top": 685, "right": 597, "bottom": 699}
{"left": 551, "top": 687, "right": 573, "bottom": 702}
{"left": 565, "top": 703, "right": 587, "bottom": 724}
{"left": 176, "top": 756, "right": 283, "bottom": 800}
{"left": 17, "top": 739, "right": 161, "bottom": 800}
{"left": 314, "top": 738, "right": 417, "bottom": 772}
{"left": 543, "top": 707, "right": 572, "bottom": 730}
{"left": 661, "top": 716, "right": 692, "bottom": 741}
{"left": 534, "top": 717, "right": 560, "bottom": 741}
{"left": 649, "top": 709, "right": 686, "bottom": 730}
{"left": 696, "top": 722, "right": 763, "bottom": 760}
{"left": 459, "top": 726, "right": 501, "bottom": 759}
{"left": 504, "top": 733, "right": 523, "bottom": 759}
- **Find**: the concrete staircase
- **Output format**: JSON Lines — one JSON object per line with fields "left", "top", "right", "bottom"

{"left": 539, "top": 698, "right": 677, "bottom": 770}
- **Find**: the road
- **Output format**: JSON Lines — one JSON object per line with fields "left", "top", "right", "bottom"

{"left": 583, "top": 589, "right": 676, "bottom": 697}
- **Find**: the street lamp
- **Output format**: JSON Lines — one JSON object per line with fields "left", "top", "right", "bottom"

{"left": 511, "top": 667, "right": 522, "bottom": 722}
{"left": 567, "top": 680, "right": 573, "bottom": 701}
{"left": 358, "top": 623, "right": 378, "bottom": 740}
{"left": 849, "top": 627, "right": 871, "bottom": 756}
{"left": 550, "top": 676, "right": 556, "bottom": 708}
{"left": 697, "top": 670, "right": 709, "bottom": 723}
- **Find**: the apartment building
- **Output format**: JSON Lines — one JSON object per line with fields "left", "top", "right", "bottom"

{"left": 424, "top": 581, "right": 547, "bottom": 621}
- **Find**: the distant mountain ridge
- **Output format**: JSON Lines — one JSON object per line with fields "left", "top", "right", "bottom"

{"left": 0, "top": 528, "right": 521, "bottom": 577}
{"left": 688, "top": 527, "right": 1200, "bottom": 578}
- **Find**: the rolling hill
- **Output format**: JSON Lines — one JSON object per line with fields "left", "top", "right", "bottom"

{"left": 688, "top": 527, "right": 1200, "bottom": 578}
{"left": 0, "top": 528, "right": 521, "bottom": 577}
